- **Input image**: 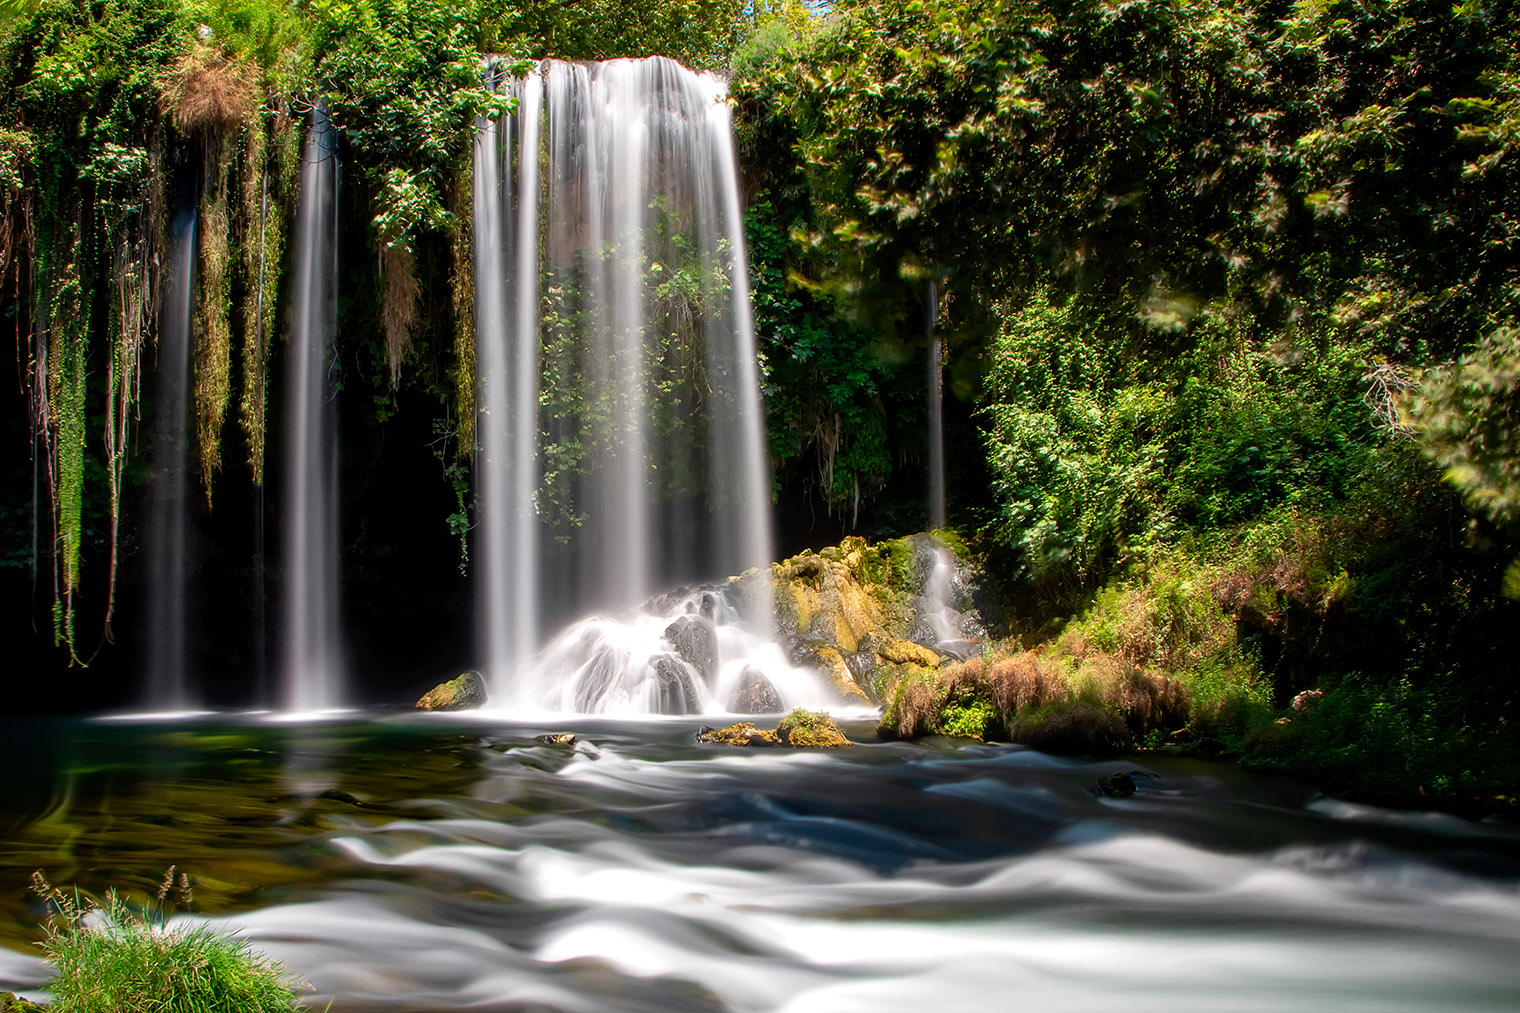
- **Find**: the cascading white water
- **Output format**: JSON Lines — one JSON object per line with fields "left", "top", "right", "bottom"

{"left": 282, "top": 105, "right": 342, "bottom": 712}
{"left": 473, "top": 58, "right": 776, "bottom": 713}
{"left": 144, "top": 207, "right": 197, "bottom": 708}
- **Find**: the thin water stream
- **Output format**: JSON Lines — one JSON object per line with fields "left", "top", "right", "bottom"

{"left": 0, "top": 715, "right": 1516, "bottom": 1011}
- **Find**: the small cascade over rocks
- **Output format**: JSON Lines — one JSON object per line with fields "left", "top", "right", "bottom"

{"left": 518, "top": 584, "right": 834, "bottom": 716}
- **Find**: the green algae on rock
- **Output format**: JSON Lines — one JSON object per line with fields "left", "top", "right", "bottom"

{"left": 414, "top": 671, "right": 487, "bottom": 711}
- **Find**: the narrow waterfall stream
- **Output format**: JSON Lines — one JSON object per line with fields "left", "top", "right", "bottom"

{"left": 143, "top": 206, "right": 197, "bottom": 710}
{"left": 283, "top": 105, "right": 342, "bottom": 713}
{"left": 473, "top": 58, "right": 774, "bottom": 713}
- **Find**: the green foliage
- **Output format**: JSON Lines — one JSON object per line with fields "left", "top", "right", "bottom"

{"left": 747, "top": 197, "right": 917, "bottom": 517}
{"left": 30, "top": 870, "right": 306, "bottom": 1013}
{"left": 1408, "top": 326, "right": 1520, "bottom": 525}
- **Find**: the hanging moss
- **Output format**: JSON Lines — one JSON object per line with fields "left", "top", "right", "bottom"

{"left": 46, "top": 240, "right": 87, "bottom": 658}
{"left": 237, "top": 111, "right": 286, "bottom": 485}
{"left": 448, "top": 168, "right": 475, "bottom": 456}
{"left": 381, "top": 242, "right": 419, "bottom": 388}
{"left": 194, "top": 130, "right": 234, "bottom": 502}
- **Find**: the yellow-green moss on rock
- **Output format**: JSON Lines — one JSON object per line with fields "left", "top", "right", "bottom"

{"left": 698, "top": 709, "right": 851, "bottom": 748}
{"left": 415, "top": 671, "right": 487, "bottom": 711}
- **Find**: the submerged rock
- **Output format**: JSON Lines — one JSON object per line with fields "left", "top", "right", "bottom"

{"left": 1095, "top": 771, "right": 1139, "bottom": 798}
{"left": 731, "top": 665, "right": 784, "bottom": 713}
{"left": 537, "top": 733, "right": 577, "bottom": 746}
{"left": 698, "top": 709, "right": 851, "bottom": 748}
{"left": 664, "top": 614, "right": 719, "bottom": 684}
{"left": 415, "top": 670, "right": 487, "bottom": 711}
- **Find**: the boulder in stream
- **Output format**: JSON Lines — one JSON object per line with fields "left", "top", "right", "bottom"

{"left": 415, "top": 671, "right": 487, "bottom": 711}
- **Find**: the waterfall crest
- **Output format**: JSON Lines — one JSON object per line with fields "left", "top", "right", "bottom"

{"left": 473, "top": 57, "right": 775, "bottom": 712}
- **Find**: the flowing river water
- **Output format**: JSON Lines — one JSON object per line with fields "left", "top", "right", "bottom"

{"left": 0, "top": 713, "right": 1517, "bottom": 1010}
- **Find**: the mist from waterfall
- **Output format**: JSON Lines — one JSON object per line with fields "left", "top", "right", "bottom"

{"left": 143, "top": 206, "right": 197, "bottom": 709}
{"left": 282, "top": 104, "right": 342, "bottom": 712}
{"left": 473, "top": 58, "right": 774, "bottom": 710}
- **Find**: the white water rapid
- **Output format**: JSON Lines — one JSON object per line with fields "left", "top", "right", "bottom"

{"left": 282, "top": 104, "right": 343, "bottom": 712}
{"left": 472, "top": 58, "right": 774, "bottom": 712}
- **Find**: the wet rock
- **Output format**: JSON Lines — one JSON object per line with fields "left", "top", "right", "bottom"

{"left": 805, "top": 645, "right": 871, "bottom": 704}
{"left": 537, "top": 732, "right": 577, "bottom": 746}
{"left": 415, "top": 670, "right": 487, "bottom": 711}
{"left": 664, "top": 614, "right": 719, "bottom": 683}
{"left": 650, "top": 654, "right": 701, "bottom": 714}
{"left": 936, "top": 638, "right": 982, "bottom": 661}
{"left": 908, "top": 617, "right": 940, "bottom": 648}
{"left": 844, "top": 650, "right": 879, "bottom": 689}
{"left": 731, "top": 666, "right": 783, "bottom": 713}
{"left": 1291, "top": 689, "right": 1324, "bottom": 712}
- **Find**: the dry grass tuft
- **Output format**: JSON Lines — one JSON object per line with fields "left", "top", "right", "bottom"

{"left": 161, "top": 44, "right": 257, "bottom": 133}
{"left": 889, "top": 675, "right": 936, "bottom": 739}
{"left": 1107, "top": 667, "right": 1190, "bottom": 736}
{"left": 987, "top": 652, "right": 1065, "bottom": 715}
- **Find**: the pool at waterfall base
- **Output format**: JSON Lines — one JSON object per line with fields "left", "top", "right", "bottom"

{"left": 0, "top": 712, "right": 1517, "bottom": 1011}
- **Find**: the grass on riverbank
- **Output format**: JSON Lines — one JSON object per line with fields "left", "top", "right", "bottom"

{"left": 30, "top": 870, "right": 307, "bottom": 1013}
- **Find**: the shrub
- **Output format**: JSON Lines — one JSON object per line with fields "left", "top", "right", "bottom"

{"left": 30, "top": 869, "right": 306, "bottom": 1013}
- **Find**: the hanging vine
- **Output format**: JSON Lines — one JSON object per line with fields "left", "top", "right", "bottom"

{"left": 448, "top": 166, "right": 475, "bottom": 455}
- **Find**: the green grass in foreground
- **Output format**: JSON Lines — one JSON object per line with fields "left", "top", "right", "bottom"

{"left": 31, "top": 870, "right": 307, "bottom": 1013}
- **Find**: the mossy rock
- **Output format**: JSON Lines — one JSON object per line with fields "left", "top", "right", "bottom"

{"left": 0, "top": 994, "right": 45, "bottom": 1013}
{"left": 415, "top": 670, "right": 487, "bottom": 711}
{"left": 698, "top": 709, "right": 851, "bottom": 748}
{"left": 859, "top": 631, "right": 940, "bottom": 668}
{"left": 776, "top": 709, "right": 852, "bottom": 747}
{"left": 697, "top": 722, "right": 779, "bottom": 746}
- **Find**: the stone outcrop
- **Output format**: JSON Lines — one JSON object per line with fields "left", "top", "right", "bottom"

{"left": 415, "top": 671, "right": 487, "bottom": 711}
{"left": 736, "top": 534, "right": 991, "bottom": 705}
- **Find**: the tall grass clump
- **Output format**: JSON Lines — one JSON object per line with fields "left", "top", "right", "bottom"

{"left": 30, "top": 869, "right": 307, "bottom": 1013}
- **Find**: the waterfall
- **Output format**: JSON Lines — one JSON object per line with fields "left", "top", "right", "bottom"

{"left": 473, "top": 58, "right": 774, "bottom": 712}
{"left": 922, "top": 280, "right": 962, "bottom": 650}
{"left": 144, "top": 206, "right": 197, "bottom": 709}
{"left": 282, "top": 104, "right": 342, "bottom": 712}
